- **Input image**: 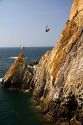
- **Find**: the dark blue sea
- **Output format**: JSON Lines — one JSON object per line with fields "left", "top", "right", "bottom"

{"left": 0, "top": 47, "right": 52, "bottom": 125}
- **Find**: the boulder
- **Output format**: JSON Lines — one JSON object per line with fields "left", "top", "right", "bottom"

{"left": 28, "top": 60, "right": 38, "bottom": 66}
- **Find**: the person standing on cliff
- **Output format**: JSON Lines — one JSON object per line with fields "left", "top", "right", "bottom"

{"left": 20, "top": 45, "right": 25, "bottom": 55}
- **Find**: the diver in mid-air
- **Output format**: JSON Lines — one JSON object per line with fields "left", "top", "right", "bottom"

{"left": 45, "top": 25, "right": 50, "bottom": 32}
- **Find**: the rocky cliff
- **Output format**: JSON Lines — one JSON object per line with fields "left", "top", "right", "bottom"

{"left": 2, "top": 53, "right": 33, "bottom": 90}
{"left": 33, "top": 0, "right": 83, "bottom": 124}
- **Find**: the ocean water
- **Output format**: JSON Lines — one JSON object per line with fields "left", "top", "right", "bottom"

{"left": 0, "top": 47, "right": 52, "bottom": 125}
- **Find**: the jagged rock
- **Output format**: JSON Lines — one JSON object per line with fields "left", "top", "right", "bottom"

{"left": 2, "top": 54, "right": 33, "bottom": 90}
{"left": 33, "top": 0, "right": 83, "bottom": 124}
{"left": 28, "top": 60, "right": 38, "bottom": 66}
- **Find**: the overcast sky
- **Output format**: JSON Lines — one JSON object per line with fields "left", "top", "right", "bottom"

{"left": 0, "top": 0, "right": 72, "bottom": 47}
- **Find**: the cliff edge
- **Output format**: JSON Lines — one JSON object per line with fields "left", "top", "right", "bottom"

{"left": 33, "top": 0, "right": 83, "bottom": 124}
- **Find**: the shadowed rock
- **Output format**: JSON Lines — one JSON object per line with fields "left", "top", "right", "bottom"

{"left": 28, "top": 60, "right": 38, "bottom": 66}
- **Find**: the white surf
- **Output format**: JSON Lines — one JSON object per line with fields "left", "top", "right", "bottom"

{"left": 9, "top": 57, "right": 27, "bottom": 59}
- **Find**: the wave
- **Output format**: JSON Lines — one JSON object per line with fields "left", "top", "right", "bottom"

{"left": 9, "top": 57, "right": 18, "bottom": 59}
{"left": 0, "top": 78, "right": 2, "bottom": 82}
{"left": 9, "top": 57, "right": 27, "bottom": 59}
{"left": 24, "top": 89, "right": 29, "bottom": 93}
{"left": 28, "top": 65, "right": 36, "bottom": 69}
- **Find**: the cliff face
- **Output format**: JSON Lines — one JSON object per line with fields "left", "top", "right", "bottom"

{"left": 33, "top": 0, "right": 83, "bottom": 124}
{"left": 2, "top": 54, "right": 33, "bottom": 89}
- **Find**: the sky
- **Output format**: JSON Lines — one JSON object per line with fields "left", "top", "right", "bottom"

{"left": 0, "top": 0, "right": 72, "bottom": 47}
